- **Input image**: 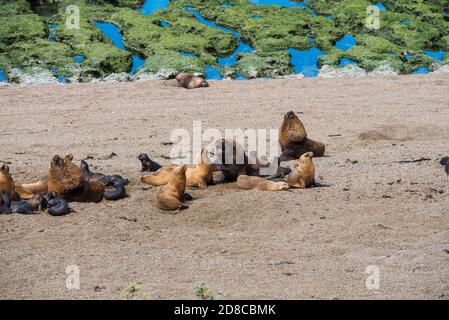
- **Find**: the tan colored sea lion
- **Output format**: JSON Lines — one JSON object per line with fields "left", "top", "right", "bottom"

{"left": 154, "top": 165, "right": 189, "bottom": 211}
{"left": 287, "top": 152, "right": 315, "bottom": 189}
{"left": 176, "top": 72, "right": 209, "bottom": 89}
{"left": 279, "top": 111, "right": 325, "bottom": 161}
{"left": 0, "top": 165, "right": 16, "bottom": 203}
{"left": 142, "top": 148, "right": 214, "bottom": 189}
{"left": 47, "top": 154, "right": 104, "bottom": 203}
{"left": 237, "top": 175, "right": 289, "bottom": 191}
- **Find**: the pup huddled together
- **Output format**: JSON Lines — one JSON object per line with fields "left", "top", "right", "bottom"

{"left": 139, "top": 111, "right": 326, "bottom": 211}
{"left": 0, "top": 111, "right": 326, "bottom": 215}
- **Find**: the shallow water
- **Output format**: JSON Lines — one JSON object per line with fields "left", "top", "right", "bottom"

{"left": 0, "top": 69, "right": 8, "bottom": 82}
{"left": 335, "top": 34, "right": 357, "bottom": 51}
{"left": 412, "top": 67, "right": 429, "bottom": 75}
{"left": 73, "top": 55, "right": 85, "bottom": 63}
{"left": 139, "top": 0, "right": 170, "bottom": 16}
{"left": 288, "top": 47, "right": 324, "bottom": 77}
{"left": 375, "top": 2, "right": 386, "bottom": 11}
{"left": 339, "top": 57, "right": 356, "bottom": 67}
{"left": 423, "top": 50, "right": 445, "bottom": 61}
{"left": 204, "top": 65, "right": 223, "bottom": 80}
{"left": 248, "top": 0, "right": 309, "bottom": 8}
{"left": 94, "top": 21, "right": 144, "bottom": 75}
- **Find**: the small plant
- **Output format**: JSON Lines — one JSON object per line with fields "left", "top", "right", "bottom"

{"left": 193, "top": 282, "right": 222, "bottom": 300}
{"left": 120, "top": 282, "right": 150, "bottom": 300}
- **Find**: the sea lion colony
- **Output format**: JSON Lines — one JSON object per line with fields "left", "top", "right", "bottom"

{"left": 1, "top": 110, "right": 446, "bottom": 214}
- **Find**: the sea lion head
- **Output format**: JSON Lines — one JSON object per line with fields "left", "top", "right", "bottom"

{"left": 299, "top": 152, "right": 314, "bottom": 164}
{"left": 80, "top": 160, "right": 90, "bottom": 173}
{"left": 48, "top": 154, "right": 85, "bottom": 195}
{"left": 276, "top": 182, "right": 290, "bottom": 190}
{"left": 174, "top": 164, "right": 187, "bottom": 175}
{"left": 0, "top": 164, "right": 10, "bottom": 175}
{"left": 199, "top": 79, "right": 209, "bottom": 87}
{"left": 284, "top": 111, "right": 296, "bottom": 120}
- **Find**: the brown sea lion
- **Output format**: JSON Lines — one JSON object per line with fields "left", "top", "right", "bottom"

{"left": 287, "top": 152, "right": 315, "bottom": 189}
{"left": 154, "top": 165, "right": 189, "bottom": 211}
{"left": 176, "top": 72, "right": 209, "bottom": 89}
{"left": 237, "top": 175, "right": 289, "bottom": 191}
{"left": 142, "top": 149, "right": 214, "bottom": 189}
{"left": 213, "top": 139, "right": 252, "bottom": 182}
{"left": 0, "top": 165, "right": 16, "bottom": 203}
{"left": 48, "top": 154, "right": 104, "bottom": 203}
{"left": 279, "top": 111, "right": 325, "bottom": 161}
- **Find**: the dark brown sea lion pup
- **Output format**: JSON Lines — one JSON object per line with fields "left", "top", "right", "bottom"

{"left": 176, "top": 72, "right": 209, "bottom": 89}
{"left": 237, "top": 175, "right": 289, "bottom": 191}
{"left": 155, "top": 165, "right": 190, "bottom": 211}
{"left": 138, "top": 153, "right": 162, "bottom": 172}
{"left": 287, "top": 152, "right": 315, "bottom": 189}
{"left": 0, "top": 192, "right": 12, "bottom": 214}
{"left": 45, "top": 192, "right": 72, "bottom": 216}
{"left": 279, "top": 111, "right": 325, "bottom": 161}
{"left": 441, "top": 156, "right": 449, "bottom": 175}
{"left": 48, "top": 154, "right": 104, "bottom": 203}
{"left": 80, "top": 160, "right": 128, "bottom": 200}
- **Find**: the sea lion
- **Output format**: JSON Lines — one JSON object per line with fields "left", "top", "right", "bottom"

{"left": 287, "top": 152, "right": 315, "bottom": 189}
{"left": 441, "top": 156, "right": 449, "bottom": 175}
{"left": 10, "top": 194, "right": 46, "bottom": 214}
{"left": 176, "top": 72, "right": 209, "bottom": 89}
{"left": 48, "top": 154, "right": 104, "bottom": 203}
{"left": 80, "top": 160, "right": 129, "bottom": 186}
{"left": 279, "top": 111, "right": 325, "bottom": 161}
{"left": 142, "top": 149, "right": 214, "bottom": 189}
{"left": 138, "top": 153, "right": 162, "bottom": 172}
{"left": 213, "top": 139, "right": 252, "bottom": 182}
{"left": 0, "top": 192, "right": 12, "bottom": 214}
{"left": 0, "top": 164, "right": 16, "bottom": 202}
{"left": 104, "top": 177, "right": 127, "bottom": 200}
{"left": 47, "top": 198, "right": 72, "bottom": 216}
{"left": 154, "top": 165, "right": 190, "bottom": 211}
{"left": 237, "top": 175, "right": 289, "bottom": 191}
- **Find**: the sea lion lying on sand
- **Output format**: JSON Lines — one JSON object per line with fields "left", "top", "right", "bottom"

{"left": 279, "top": 111, "right": 325, "bottom": 161}
{"left": 138, "top": 153, "right": 162, "bottom": 172}
{"left": 237, "top": 175, "right": 289, "bottom": 191}
{"left": 176, "top": 72, "right": 209, "bottom": 89}
{"left": 155, "top": 165, "right": 190, "bottom": 211}
{"left": 0, "top": 165, "right": 44, "bottom": 214}
{"left": 80, "top": 160, "right": 128, "bottom": 200}
{"left": 287, "top": 152, "right": 315, "bottom": 189}
{"left": 48, "top": 154, "right": 104, "bottom": 203}
{"left": 142, "top": 148, "right": 214, "bottom": 189}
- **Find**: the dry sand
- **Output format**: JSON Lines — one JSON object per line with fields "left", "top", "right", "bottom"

{"left": 0, "top": 74, "right": 449, "bottom": 299}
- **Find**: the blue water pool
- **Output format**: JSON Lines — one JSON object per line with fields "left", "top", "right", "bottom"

{"left": 326, "top": 15, "right": 333, "bottom": 20}
{"left": 248, "top": 0, "right": 309, "bottom": 8}
{"left": 95, "top": 21, "right": 145, "bottom": 75}
{"left": 375, "top": 2, "right": 386, "bottom": 11}
{"left": 235, "top": 70, "right": 246, "bottom": 80}
{"left": 160, "top": 21, "right": 169, "bottom": 27}
{"left": 95, "top": 21, "right": 126, "bottom": 50}
{"left": 139, "top": 0, "right": 170, "bottom": 16}
{"left": 253, "top": 15, "right": 262, "bottom": 20}
{"left": 221, "top": 3, "right": 234, "bottom": 6}
{"left": 423, "top": 50, "right": 445, "bottom": 61}
{"left": 339, "top": 57, "right": 356, "bottom": 67}
{"left": 51, "top": 67, "right": 67, "bottom": 83}
{"left": 0, "top": 69, "right": 8, "bottom": 82}
{"left": 404, "top": 52, "right": 413, "bottom": 60}
{"left": 402, "top": 19, "right": 410, "bottom": 25}
{"left": 335, "top": 34, "right": 357, "bottom": 51}
{"left": 179, "top": 51, "right": 197, "bottom": 57}
{"left": 204, "top": 65, "right": 224, "bottom": 80}
{"left": 412, "top": 67, "right": 429, "bottom": 75}
{"left": 288, "top": 47, "right": 324, "bottom": 77}
{"left": 73, "top": 55, "right": 85, "bottom": 63}
{"left": 445, "top": 12, "right": 449, "bottom": 17}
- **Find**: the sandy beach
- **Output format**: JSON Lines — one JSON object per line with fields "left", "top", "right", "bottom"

{"left": 0, "top": 74, "right": 449, "bottom": 299}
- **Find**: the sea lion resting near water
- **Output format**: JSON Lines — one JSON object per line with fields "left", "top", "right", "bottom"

{"left": 141, "top": 148, "right": 214, "bottom": 189}
{"left": 287, "top": 152, "right": 315, "bottom": 189}
{"left": 155, "top": 165, "right": 190, "bottom": 211}
{"left": 176, "top": 73, "right": 209, "bottom": 89}
{"left": 279, "top": 111, "right": 325, "bottom": 161}
{"left": 237, "top": 175, "right": 289, "bottom": 191}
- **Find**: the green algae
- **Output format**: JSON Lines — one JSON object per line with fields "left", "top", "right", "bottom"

{"left": 0, "top": 0, "right": 448, "bottom": 81}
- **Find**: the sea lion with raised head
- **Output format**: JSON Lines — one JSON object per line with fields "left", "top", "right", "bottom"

{"left": 176, "top": 72, "right": 209, "bottom": 89}
{"left": 237, "top": 175, "right": 289, "bottom": 191}
{"left": 287, "top": 152, "right": 315, "bottom": 189}
{"left": 48, "top": 154, "right": 104, "bottom": 203}
{"left": 155, "top": 165, "right": 190, "bottom": 211}
{"left": 279, "top": 111, "right": 325, "bottom": 161}
{"left": 80, "top": 160, "right": 129, "bottom": 186}
{"left": 0, "top": 164, "right": 16, "bottom": 202}
{"left": 138, "top": 153, "right": 162, "bottom": 172}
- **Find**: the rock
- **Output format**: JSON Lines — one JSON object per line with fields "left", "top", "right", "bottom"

{"left": 8, "top": 67, "right": 58, "bottom": 85}
{"left": 368, "top": 61, "right": 398, "bottom": 76}
{"left": 103, "top": 72, "right": 130, "bottom": 83}
{"left": 318, "top": 64, "right": 367, "bottom": 78}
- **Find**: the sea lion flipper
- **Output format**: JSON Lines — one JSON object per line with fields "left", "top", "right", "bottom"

{"left": 14, "top": 186, "right": 35, "bottom": 199}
